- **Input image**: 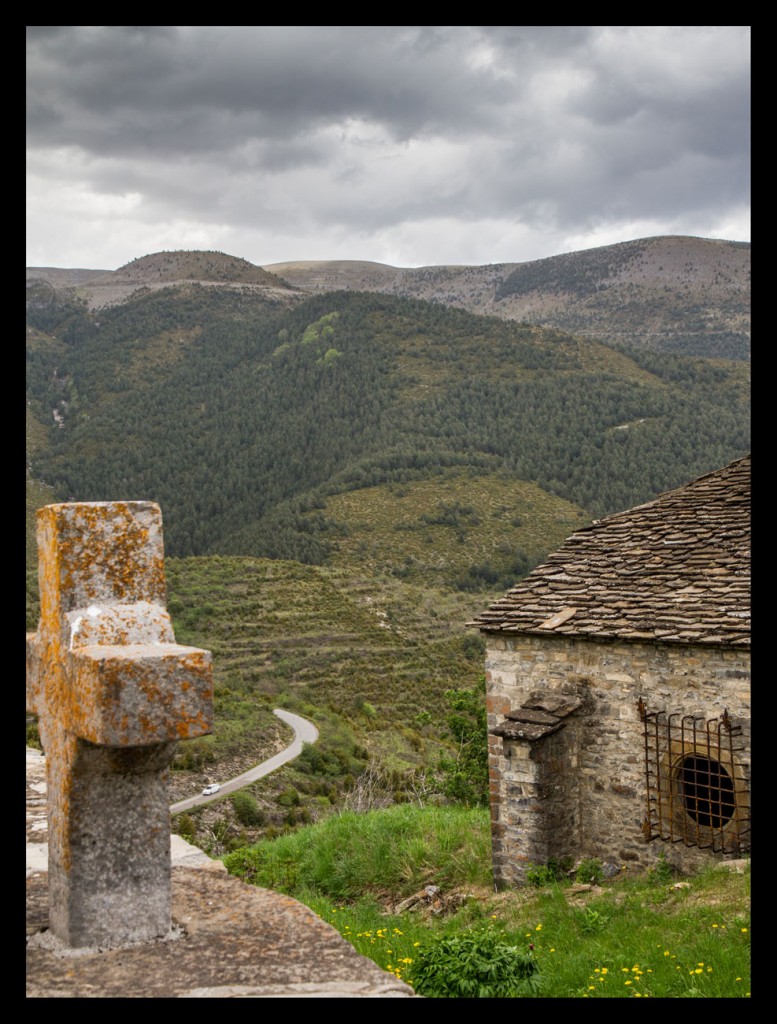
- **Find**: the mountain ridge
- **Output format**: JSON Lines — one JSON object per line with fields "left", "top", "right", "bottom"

{"left": 265, "top": 235, "right": 750, "bottom": 359}
{"left": 28, "top": 234, "right": 750, "bottom": 359}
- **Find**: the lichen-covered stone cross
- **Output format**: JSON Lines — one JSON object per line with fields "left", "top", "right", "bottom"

{"left": 26, "top": 502, "right": 214, "bottom": 948}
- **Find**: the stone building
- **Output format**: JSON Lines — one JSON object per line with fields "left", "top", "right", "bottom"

{"left": 470, "top": 455, "right": 750, "bottom": 887}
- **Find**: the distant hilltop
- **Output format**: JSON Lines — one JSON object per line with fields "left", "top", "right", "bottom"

{"left": 95, "top": 249, "right": 293, "bottom": 287}
{"left": 27, "top": 249, "right": 300, "bottom": 311}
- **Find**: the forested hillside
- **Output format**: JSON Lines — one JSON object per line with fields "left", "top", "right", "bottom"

{"left": 27, "top": 283, "right": 750, "bottom": 573}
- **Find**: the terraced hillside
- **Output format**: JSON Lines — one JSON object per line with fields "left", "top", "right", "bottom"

{"left": 165, "top": 554, "right": 488, "bottom": 771}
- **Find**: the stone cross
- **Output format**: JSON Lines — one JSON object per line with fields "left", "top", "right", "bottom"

{"left": 26, "top": 502, "right": 214, "bottom": 949}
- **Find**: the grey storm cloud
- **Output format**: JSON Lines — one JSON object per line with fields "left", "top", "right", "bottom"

{"left": 26, "top": 25, "right": 750, "bottom": 270}
{"left": 27, "top": 26, "right": 513, "bottom": 154}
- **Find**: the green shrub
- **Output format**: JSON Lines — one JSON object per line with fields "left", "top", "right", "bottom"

{"left": 284, "top": 806, "right": 312, "bottom": 827}
{"left": 231, "top": 791, "right": 266, "bottom": 827}
{"left": 575, "top": 906, "right": 609, "bottom": 934}
{"left": 460, "top": 633, "right": 485, "bottom": 662}
{"left": 175, "top": 813, "right": 197, "bottom": 843}
{"left": 525, "top": 864, "right": 556, "bottom": 888}
{"left": 295, "top": 737, "right": 368, "bottom": 778}
{"left": 26, "top": 717, "right": 42, "bottom": 750}
{"left": 277, "top": 786, "right": 301, "bottom": 807}
{"left": 575, "top": 858, "right": 605, "bottom": 885}
{"left": 410, "top": 924, "right": 542, "bottom": 998}
{"left": 647, "top": 850, "right": 674, "bottom": 885}
{"left": 172, "top": 736, "right": 216, "bottom": 771}
{"left": 525, "top": 856, "right": 572, "bottom": 887}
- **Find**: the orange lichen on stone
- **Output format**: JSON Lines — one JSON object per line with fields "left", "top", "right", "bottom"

{"left": 38, "top": 502, "right": 168, "bottom": 614}
{"left": 64, "top": 645, "right": 214, "bottom": 746}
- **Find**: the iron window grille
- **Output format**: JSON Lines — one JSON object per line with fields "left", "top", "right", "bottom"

{"left": 637, "top": 699, "right": 750, "bottom": 854}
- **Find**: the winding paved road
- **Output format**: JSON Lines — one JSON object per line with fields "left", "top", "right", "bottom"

{"left": 170, "top": 709, "right": 319, "bottom": 814}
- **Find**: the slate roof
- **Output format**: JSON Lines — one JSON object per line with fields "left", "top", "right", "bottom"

{"left": 471, "top": 456, "right": 750, "bottom": 648}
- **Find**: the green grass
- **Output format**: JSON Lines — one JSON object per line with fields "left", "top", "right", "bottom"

{"left": 223, "top": 802, "right": 493, "bottom": 898}
{"left": 223, "top": 803, "right": 751, "bottom": 998}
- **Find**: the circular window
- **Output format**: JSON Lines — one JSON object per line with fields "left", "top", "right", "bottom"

{"left": 676, "top": 755, "right": 736, "bottom": 829}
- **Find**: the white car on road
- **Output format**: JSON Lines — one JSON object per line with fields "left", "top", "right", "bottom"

{"left": 201, "top": 783, "right": 220, "bottom": 796}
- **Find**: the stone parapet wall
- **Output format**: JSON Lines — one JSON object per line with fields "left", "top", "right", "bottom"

{"left": 485, "top": 634, "right": 750, "bottom": 887}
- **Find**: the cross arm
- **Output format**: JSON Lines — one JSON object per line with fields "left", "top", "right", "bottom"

{"left": 66, "top": 643, "right": 214, "bottom": 747}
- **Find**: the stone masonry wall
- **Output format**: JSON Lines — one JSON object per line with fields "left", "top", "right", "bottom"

{"left": 484, "top": 633, "right": 750, "bottom": 887}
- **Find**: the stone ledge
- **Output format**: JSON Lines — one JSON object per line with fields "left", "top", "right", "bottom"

{"left": 26, "top": 868, "right": 417, "bottom": 997}
{"left": 179, "top": 980, "right": 415, "bottom": 998}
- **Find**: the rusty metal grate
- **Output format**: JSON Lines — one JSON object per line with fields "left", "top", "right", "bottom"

{"left": 638, "top": 699, "right": 750, "bottom": 854}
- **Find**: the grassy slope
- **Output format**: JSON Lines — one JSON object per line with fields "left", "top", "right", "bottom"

{"left": 222, "top": 803, "right": 750, "bottom": 998}
{"left": 303, "top": 471, "right": 589, "bottom": 590}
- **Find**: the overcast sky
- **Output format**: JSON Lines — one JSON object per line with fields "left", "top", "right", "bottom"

{"left": 26, "top": 26, "right": 750, "bottom": 271}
